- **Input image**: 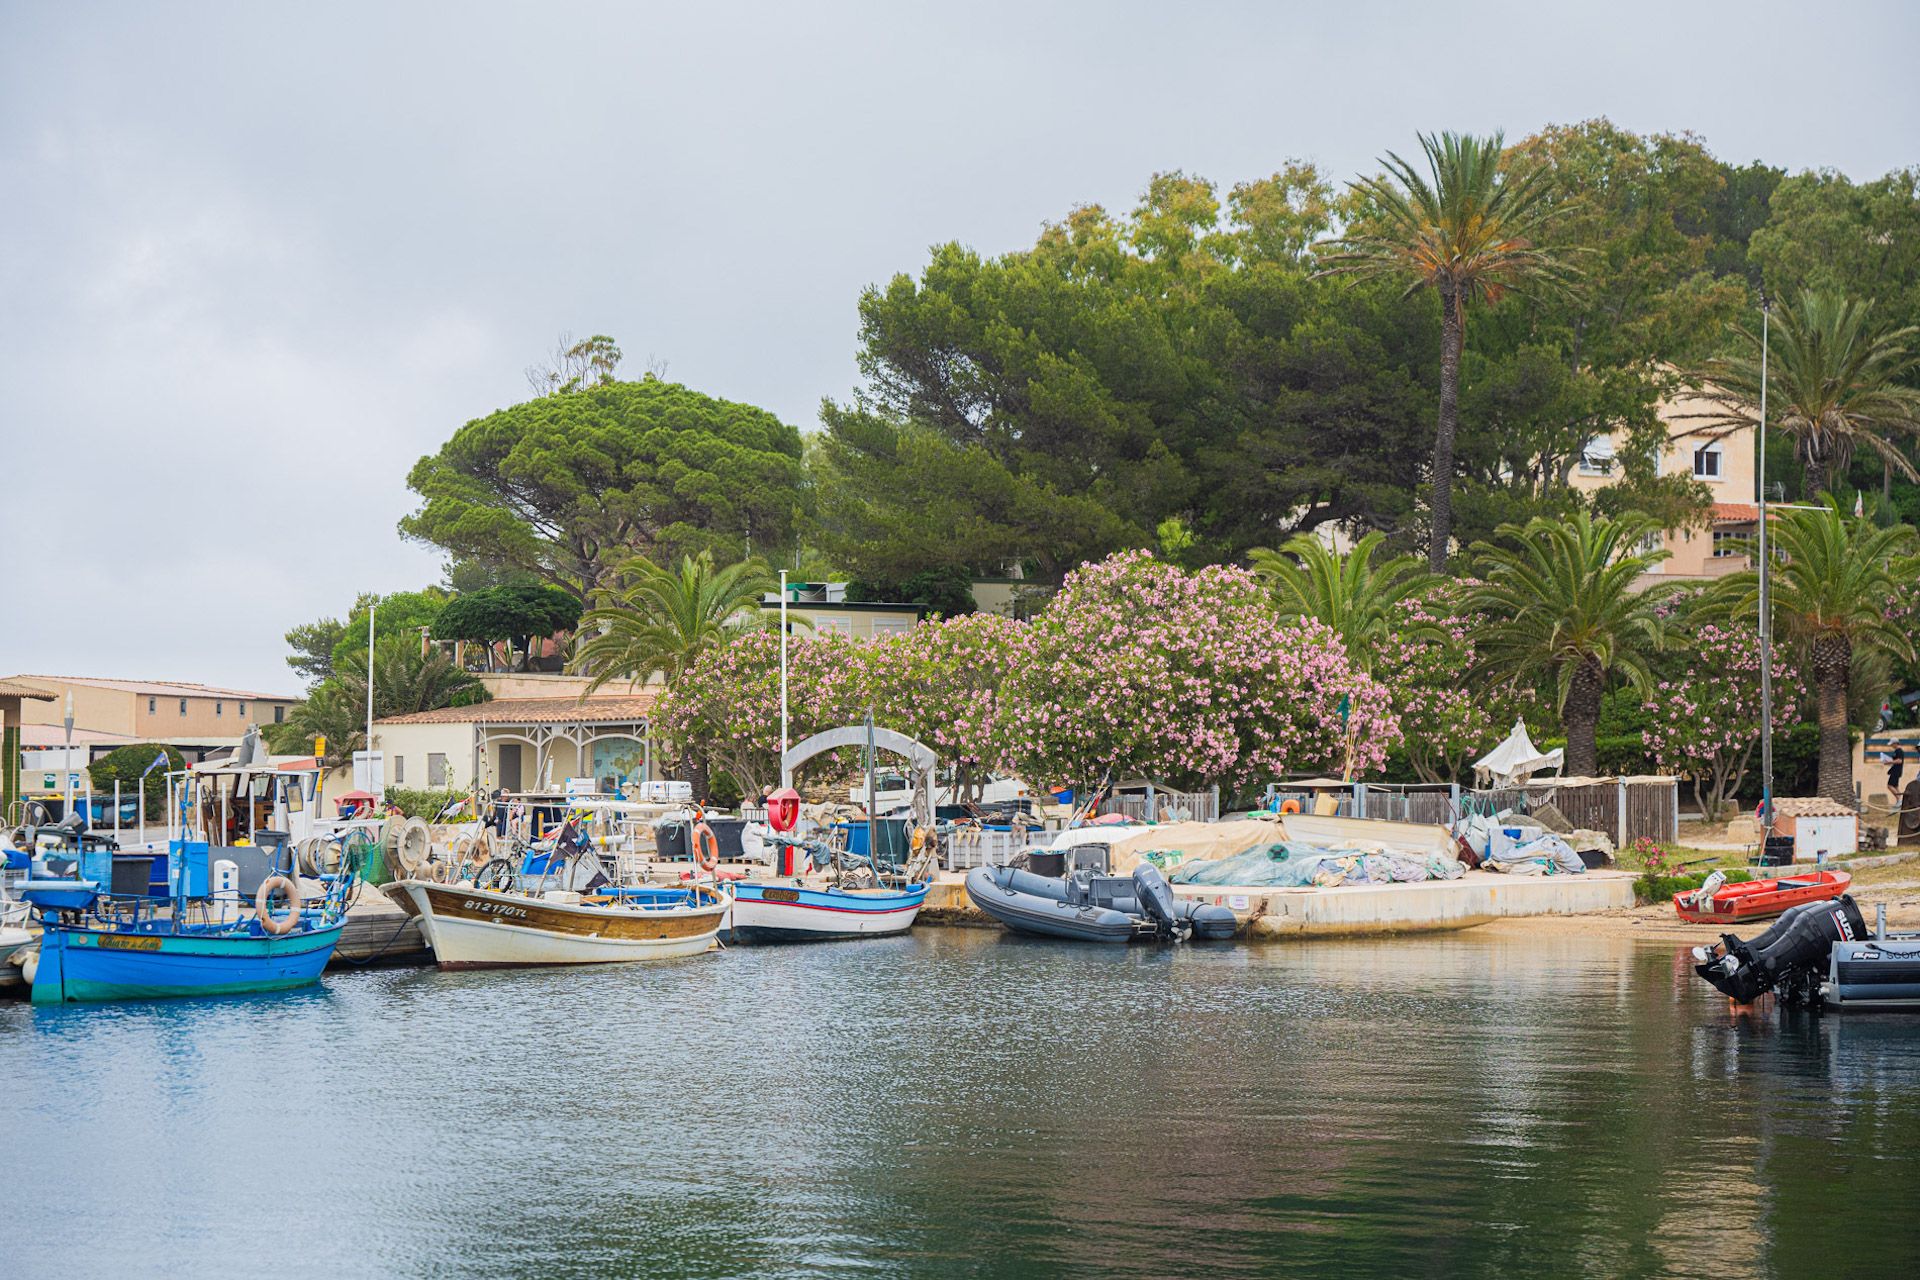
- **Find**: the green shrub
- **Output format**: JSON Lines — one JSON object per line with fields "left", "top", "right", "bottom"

{"left": 1633, "top": 868, "right": 1752, "bottom": 905}
{"left": 87, "top": 744, "right": 186, "bottom": 809}
{"left": 383, "top": 787, "right": 469, "bottom": 820}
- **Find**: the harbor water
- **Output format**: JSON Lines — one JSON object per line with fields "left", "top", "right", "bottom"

{"left": 5, "top": 927, "right": 1920, "bottom": 1279}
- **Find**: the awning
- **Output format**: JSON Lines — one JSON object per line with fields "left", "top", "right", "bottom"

{"left": 1473, "top": 719, "right": 1565, "bottom": 786}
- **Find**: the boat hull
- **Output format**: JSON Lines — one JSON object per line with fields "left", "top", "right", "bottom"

{"left": 30, "top": 921, "right": 343, "bottom": 1004}
{"left": 393, "top": 880, "right": 724, "bottom": 969}
{"left": 964, "top": 865, "right": 1138, "bottom": 943}
{"left": 1673, "top": 870, "right": 1851, "bottom": 924}
{"left": 729, "top": 881, "right": 928, "bottom": 944}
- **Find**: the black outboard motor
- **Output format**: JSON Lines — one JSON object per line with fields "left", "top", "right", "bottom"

{"left": 1695, "top": 895, "right": 1867, "bottom": 1002}
{"left": 1130, "top": 864, "right": 1188, "bottom": 941}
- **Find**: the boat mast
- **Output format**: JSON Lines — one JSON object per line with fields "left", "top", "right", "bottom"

{"left": 865, "top": 707, "right": 876, "bottom": 873}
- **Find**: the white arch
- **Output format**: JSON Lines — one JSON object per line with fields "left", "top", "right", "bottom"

{"left": 782, "top": 725, "right": 937, "bottom": 824}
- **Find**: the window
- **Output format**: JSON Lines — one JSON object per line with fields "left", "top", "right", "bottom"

{"left": 870, "top": 616, "right": 913, "bottom": 637}
{"left": 393, "top": 755, "right": 405, "bottom": 784}
{"left": 1712, "top": 530, "right": 1743, "bottom": 559}
{"left": 148, "top": 697, "right": 156, "bottom": 714}
{"left": 273, "top": 706, "right": 284, "bottom": 724}
{"left": 216, "top": 701, "right": 223, "bottom": 716}
{"left": 1693, "top": 445, "right": 1723, "bottom": 479}
{"left": 179, "top": 699, "right": 187, "bottom": 715}
{"left": 237, "top": 701, "right": 245, "bottom": 716}
{"left": 428, "top": 753, "right": 448, "bottom": 788}
{"left": 1578, "top": 437, "right": 1615, "bottom": 476}
{"left": 813, "top": 615, "right": 854, "bottom": 636}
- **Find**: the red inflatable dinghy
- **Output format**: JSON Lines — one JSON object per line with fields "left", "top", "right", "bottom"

{"left": 1673, "top": 869, "right": 1851, "bottom": 924}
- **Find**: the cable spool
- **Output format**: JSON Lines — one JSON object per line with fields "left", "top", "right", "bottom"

{"left": 394, "top": 817, "right": 432, "bottom": 876}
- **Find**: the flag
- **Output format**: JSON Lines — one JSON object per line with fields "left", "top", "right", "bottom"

{"left": 1854, "top": 491, "right": 1865, "bottom": 518}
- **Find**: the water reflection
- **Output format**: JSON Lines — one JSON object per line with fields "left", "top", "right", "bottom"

{"left": 3, "top": 927, "right": 1917, "bottom": 1278}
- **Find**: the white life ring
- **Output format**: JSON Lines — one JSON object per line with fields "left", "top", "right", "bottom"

{"left": 256, "top": 875, "right": 301, "bottom": 936}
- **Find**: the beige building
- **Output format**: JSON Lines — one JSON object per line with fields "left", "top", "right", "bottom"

{"left": 361, "top": 673, "right": 656, "bottom": 798}
{"left": 1569, "top": 387, "right": 1760, "bottom": 581}
{"left": 7, "top": 674, "right": 298, "bottom": 740}
{"left": 760, "top": 582, "right": 925, "bottom": 639}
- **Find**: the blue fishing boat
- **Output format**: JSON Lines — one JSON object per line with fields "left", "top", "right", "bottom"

{"left": 30, "top": 914, "right": 345, "bottom": 1004}
{"left": 17, "top": 757, "right": 355, "bottom": 1004}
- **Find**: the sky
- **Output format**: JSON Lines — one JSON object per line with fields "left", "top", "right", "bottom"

{"left": 3, "top": 0, "right": 1916, "bottom": 697}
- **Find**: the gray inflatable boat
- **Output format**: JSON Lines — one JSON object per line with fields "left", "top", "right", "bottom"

{"left": 965, "top": 862, "right": 1238, "bottom": 943}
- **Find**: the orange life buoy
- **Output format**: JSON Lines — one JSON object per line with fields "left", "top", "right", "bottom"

{"left": 1279, "top": 798, "right": 1302, "bottom": 815}
{"left": 256, "top": 875, "right": 301, "bottom": 936}
{"left": 692, "top": 821, "right": 720, "bottom": 873}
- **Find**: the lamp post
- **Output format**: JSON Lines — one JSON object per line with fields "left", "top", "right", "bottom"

{"left": 63, "top": 688, "right": 75, "bottom": 818}
{"left": 1757, "top": 293, "right": 1774, "bottom": 837}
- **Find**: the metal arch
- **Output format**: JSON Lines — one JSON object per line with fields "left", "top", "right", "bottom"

{"left": 782, "top": 725, "right": 938, "bottom": 826}
{"left": 782, "top": 725, "right": 936, "bottom": 779}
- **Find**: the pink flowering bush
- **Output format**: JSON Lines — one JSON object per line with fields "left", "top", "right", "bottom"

{"left": 996, "top": 551, "right": 1400, "bottom": 792}
{"left": 656, "top": 630, "right": 870, "bottom": 797}
{"left": 1372, "top": 583, "right": 1512, "bottom": 782}
{"left": 1643, "top": 623, "right": 1804, "bottom": 820}
{"left": 863, "top": 613, "right": 1024, "bottom": 801}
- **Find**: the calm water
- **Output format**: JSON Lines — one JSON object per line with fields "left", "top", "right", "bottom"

{"left": 5, "top": 927, "right": 1919, "bottom": 1279}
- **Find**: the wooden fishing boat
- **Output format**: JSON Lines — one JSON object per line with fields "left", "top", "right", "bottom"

{"left": 386, "top": 879, "right": 727, "bottom": 969}
{"left": 729, "top": 879, "right": 929, "bottom": 944}
{"left": 1673, "top": 869, "right": 1851, "bottom": 924}
{"left": 30, "top": 915, "right": 345, "bottom": 1004}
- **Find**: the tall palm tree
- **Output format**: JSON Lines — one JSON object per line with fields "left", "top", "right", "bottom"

{"left": 1466, "top": 511, "right": 1679, "bottom": 776}
{"left": 1704, "top": 497, "right": 1917, "bottom": 804}
{"left": 570, "top": 551, "right": 780, "bottom": 693}
{"left": 1685, "top": 290, "right": 1920, "bottom": 500}
{"left": 1249, "top": 531, "right": 1440, "bottom": 669}
{"left": 1320, "top": 131, "right": 1576, "bottom": 570}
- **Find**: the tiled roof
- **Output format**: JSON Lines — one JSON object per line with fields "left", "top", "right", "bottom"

{"left": 1711, "top": 502, "right": 1760, "bottom": 522}
{"left": 377, "top": 694, "right": 656, "bottom": 726}
{"left": 0, "top": 678, "right": 57, "bottom": 701}
{"left": 4, "top": 675, "right": 294, "bottom": 701}
{"left": 1773, "top": 797, "right": 1856, "bottom": 819}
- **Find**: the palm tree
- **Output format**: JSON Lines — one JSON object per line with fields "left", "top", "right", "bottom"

{"left": 1704, "top": 497, "right": 1917, "bottom": 804}
{"left": 1685, "top": 290, "right": 1920, "bottom": 500}
{"left": 570, "top": 551, "right": 780, "bottom": 693}
{"left": 1319, "top": 131, "right": 1576, "bottom": 570}
{"left": 1249, "top": 531, "right": 1439, "bottom": 669}
{"left": 1466, "top": 511, "right": 1679, "bottom": 776}
{"left": 570, "top": 552, "right": 783, "bottom": 800}
{"left": 266, "top": 638, "right": 485, "bottom": 767}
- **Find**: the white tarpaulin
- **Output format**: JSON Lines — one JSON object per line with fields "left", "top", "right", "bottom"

{"left": 1473, "top": 718, "right": 1564, "bottom": 786}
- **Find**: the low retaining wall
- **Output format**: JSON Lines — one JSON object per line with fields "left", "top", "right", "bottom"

{"left": 920, "top": 869, "right": 1636, "bottom": 940}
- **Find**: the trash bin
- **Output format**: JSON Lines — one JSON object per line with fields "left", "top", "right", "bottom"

{"left": 840, "top": 818, "right": 911, "bottom": 866}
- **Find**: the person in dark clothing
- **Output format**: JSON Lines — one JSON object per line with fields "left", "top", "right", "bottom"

{"left": 1889, "top": 746, "right": 1907, "bottom": 798}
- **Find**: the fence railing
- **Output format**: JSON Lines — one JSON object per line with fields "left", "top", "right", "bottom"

{"left": 1262, "top": 777, "right": 1680, "bottom": 845}
{"left": 1098, "top": 787, "right": 1219, "bottom": 824}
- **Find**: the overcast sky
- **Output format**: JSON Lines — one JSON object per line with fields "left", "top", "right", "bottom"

{"left": 3, "top": 1, "right": 1915, "bottom": 697}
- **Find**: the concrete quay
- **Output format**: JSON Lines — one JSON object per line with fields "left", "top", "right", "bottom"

{"left": 919, "top": 868, "right": 1638, "bottom": 940}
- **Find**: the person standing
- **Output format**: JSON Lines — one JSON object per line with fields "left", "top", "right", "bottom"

{"left": 1889, "top": 746, "right": 1907, "bottom": 800}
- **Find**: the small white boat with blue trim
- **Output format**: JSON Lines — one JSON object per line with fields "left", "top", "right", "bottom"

{"left": 729, "top": 878, "right": 929, "bottom": 944}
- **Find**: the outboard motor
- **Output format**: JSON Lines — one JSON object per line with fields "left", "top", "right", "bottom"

{"left": 1130, "top": 864, "right": 1188, "bottom": 941}
{"left": 1695, "top": 895, "right": 1867, "bottom": 1002}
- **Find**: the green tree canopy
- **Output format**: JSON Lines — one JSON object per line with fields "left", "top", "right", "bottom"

{"left": 433, "top": 583, "right": 583, "bottom": 671}
{"left": 401, "top": 377, "right": 805, "bottom": 597}
{"left": 87, "top": 744, "right": 186, "bottom": 810}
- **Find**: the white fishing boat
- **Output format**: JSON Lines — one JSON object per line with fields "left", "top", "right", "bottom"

{"left": 386, "top": 876, "right": 727, "bottom": 969}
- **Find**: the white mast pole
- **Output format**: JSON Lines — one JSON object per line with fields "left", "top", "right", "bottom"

{"left": 1757, "top": 296, "right": 1774, "bottom": 839}
{"left": 365, "top": 599, "right": 378, "bottom": 799}
{"left": 779, "top": 570, "right": 790, "bottom": 788}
